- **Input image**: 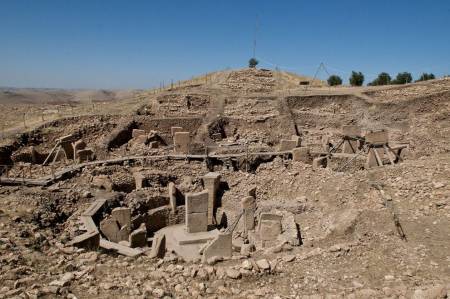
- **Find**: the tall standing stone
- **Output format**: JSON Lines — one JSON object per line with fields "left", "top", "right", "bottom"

{"left": 185, "top": 190, "right": 209, "bottom": 233}
{"left": 365, "top": 130, "right": 389, "bottom": 168}
{"left": 174, "top": 132, "right": 190, "bottom": 154}
{"left": 72, "top": 140, "right": 87, "bottom": 160}
{"left": 168, "top": 182, "right": 177, "bottom": 212}
{"left": 258, "top": 213, "right": 283, "bottom": 246}
{"left": 57, "top": 135, "right": 74, "bottom": 160}
{"left": 203, "top": 172, "right": 221, "bottom": 225}
{"left": 171, "top": 126, "right": 183, "bottom": 137}
{"left": 342, "top": 125, "right": 362, "bottom": 154}
{"left": 241, "top": 196, "right": 256, "bottom": 231}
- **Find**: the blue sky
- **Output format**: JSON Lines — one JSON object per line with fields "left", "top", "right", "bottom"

{"left": 0, "top": 0, "right": 449, "bottom": 89}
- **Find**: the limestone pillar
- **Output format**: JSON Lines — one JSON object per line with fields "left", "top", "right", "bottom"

{"left": 185, "top": 190, "right": 208, "bottom": 233}
{"left": 173, "top": 132, "right": 190, "bottom": 154}
{"left": 241, "top": 196, "right": 256, "bottom": 231}
{"left": 203, "top": 172, "right": 221, "bottom": 225}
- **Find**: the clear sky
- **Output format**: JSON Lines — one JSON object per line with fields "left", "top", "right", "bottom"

{"left": 1, "top": 0, "right": 449, "bottom": 89}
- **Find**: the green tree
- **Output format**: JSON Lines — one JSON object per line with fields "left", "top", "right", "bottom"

{"left": 248, "top": 58, "right": 258, "bottom": 68}
{"left": 416, "top": 73, "right": 435, "bottom": 82}
{"left": 349, "top": 71, "right": 364, "bottom": 86}
{"left": 327, "top": 75, "right": 342, "bottom": 86}
{"left": 392, "top": 72, "right": 413, "bottom": 84}
{"left": 369, "top": 72, "right": 391, "bottom": 86}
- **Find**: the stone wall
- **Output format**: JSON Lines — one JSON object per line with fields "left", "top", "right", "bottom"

{"left": 135, "top": 117, "right": 202, "bottom": 145}
{"left": 101, "top": 120, "right": 138, "bottom": 150}
{"left": 169, "top": 206, "right": 186, "bottom": 225}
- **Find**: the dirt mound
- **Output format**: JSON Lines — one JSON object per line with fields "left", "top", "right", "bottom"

{"left": 364, "top": 78, "right": 450, "bottom": 103}
{"left": 220, "top": 68, "right": 276, "bottom": 93}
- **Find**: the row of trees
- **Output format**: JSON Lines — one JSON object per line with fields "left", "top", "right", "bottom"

{"left": 246, "top": 58, "right": 437, "bottom": 87}
{"left": 327, "top": 71, "right": 435, "bottom": 87}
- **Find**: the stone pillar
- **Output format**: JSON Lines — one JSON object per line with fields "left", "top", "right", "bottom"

{"left": 279, "top": 139, "right": 299, "bottom": 151}
{"left": 129, "top": 224, "right": 147, "bottom": 248}
{"left": 31, "top": 146, "right": 38, "bottom": 164}
{"left": 365, "top": 130, "right": 389, "bottom": 169}
{"left": 112, "top": 207, "right": 131, "bottom": 228}
{"left": 291, "top": 135, "right": 302, "bottom": 147}
{"left": 171, "top": 126, "right": 184, "bottom": 137}
{"left": 185, "top": 190, "right": 208, "bottom": 233}
{"left": 203, "top": 172, "right": 221, "bottom": 225}
{"left": 342, "top": 125, "right": 361, "bottom": 154}
{"left": 168, "top": 182, "right": 177, "bottom": 212}
{"left": 173, "top": 132, "right": 190, "bottom": 154}
{"left": 72, "top": 140, "right": 87, "bottom": 160}
{"left": 365, "top": 130, "right": 389, "bottom": 145}
{"left": 149, "top": 233, "right": 166, "bottom": 258}
{"left": 258, "top": 213, "right": 283, "bottom": 247}
{"left": 76, "top": 148, "right": 94, "bottom": 162}
{"left": 60, "top": 142, "right": 74, "bottom": 160}
{"left": 57, "top": 134, "right": 74, "bottom": 160}
{"left": 133, "top": 172, "right": 146, "bottom": 190}
{"left": 241, "top": 196, "right": 256, "bottom": 231}
{"left": 100, "top": 217, "right": 120, "bottom": 242}
{"left": 342, "top": 139, "right": 359, "bottom": 154}
{"left": 292, "top": 147, "right": 311, "bottom": 163}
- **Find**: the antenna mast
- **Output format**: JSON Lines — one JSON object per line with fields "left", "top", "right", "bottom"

{"left": 253, "top": 14, "right": 259, "bottom": 58}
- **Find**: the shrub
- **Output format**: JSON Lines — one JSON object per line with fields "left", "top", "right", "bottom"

{"left": 349, "top": 71, "right": 364, "bottom": 86}
{"left": 327, "top": 75, "right": 343, "bottom": 86}
{"left": 416, "top": 73, "right": 435, "bottom": 82}
{"left": 369, "top": 72, "right": 391, "bottom": 86}
{"left": 392, "top": 72, "right": 412, "bottom": 84}
{"left": 248, "top": 58, "right": 258, "bottom": 68}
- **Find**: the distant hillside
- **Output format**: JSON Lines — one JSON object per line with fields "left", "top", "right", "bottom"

{"left": 0, "top": 88, "right": 142, "bottom": 104}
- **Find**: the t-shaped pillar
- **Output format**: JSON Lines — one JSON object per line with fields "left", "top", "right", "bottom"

{"left": 203, "top": 172, "right": 221, "bottom": 225}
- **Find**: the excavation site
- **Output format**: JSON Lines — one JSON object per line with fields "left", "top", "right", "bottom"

{"left": 1, "top": 68, "right": 450, "bottom": 299}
